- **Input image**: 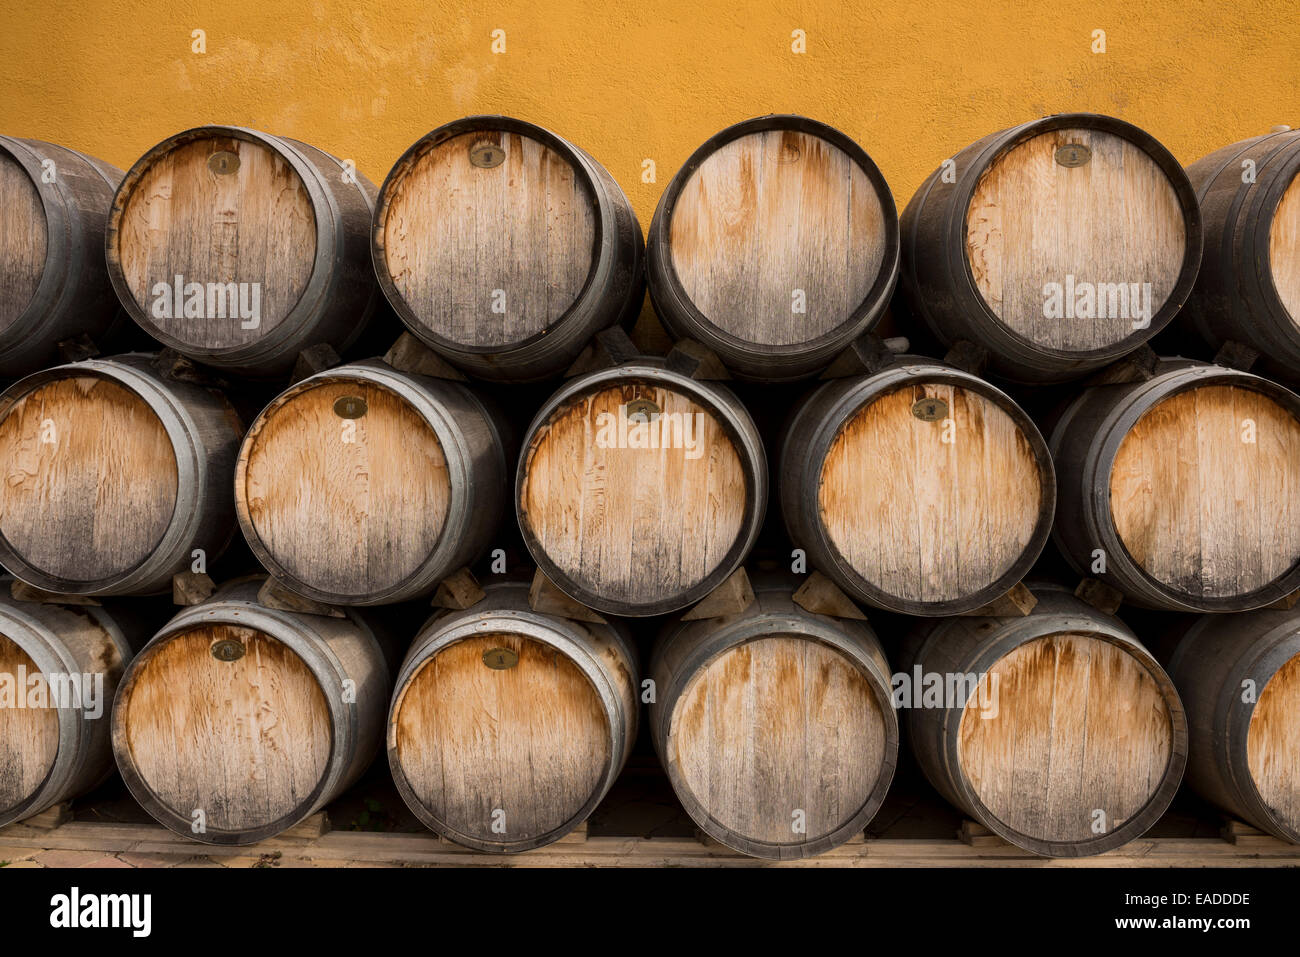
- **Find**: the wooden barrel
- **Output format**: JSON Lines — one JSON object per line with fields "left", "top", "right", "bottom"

{"left": 111, "top": 577, "right": 389, "bottom": 845}
{"left": 0, "top": 137, "right": 123, "bottom": 378}
{"left": 649, "top": 577, "right": 897, "bottom": 859}
{"left": 901, "top": 113, "right": 1202, "bottom": 382}
{"left": 1168, "top": 608, "right": 1300, "bottom": 843}
{"left": 1050, "top": 360, "right": 1300, "bottom": 611}
{"left": 780, "top": 358, "right": 1055, "bottom": 615}
{"left": 387, "top": 580, "right": 637, "bottom": 852}
{"left": 1179, "top": 128, "right": 1300, "bottom": 382}
{"left": 903, "top": 583, "right": 1187, "bottom": 857}
{"left": 0, "top": 588, "right": 137, "bottom": 827}
{"left": 516, "top": 361, "right": 766, "bottom": 616}
{"left": 372, "top": 116, "right": 644, "bottom": 383}
{"left": 0, "top": 354, "right": 243, "bottom": 595}
{"left": 235, "top": 359, "right": 509, "bottom": 605}
{"left": 105, "top": 126, "right": 381, "bottom": 376}
{"left": 646, "top": 115, "right": 899, "bottom": 382}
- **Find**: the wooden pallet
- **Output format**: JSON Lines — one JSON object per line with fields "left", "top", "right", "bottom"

{"left": 3, "top": 814, "right": 1299, "bottom": 867}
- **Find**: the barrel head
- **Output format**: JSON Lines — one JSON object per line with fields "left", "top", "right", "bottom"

{"left": 114, "top": 624, "right": 332, "bottom": 841}
{"left": 376, "top": 125, "right": 598, "bottom": 350}
{"left": 966, "top": 126, "right": 1186, "bottom": 352}
{"left": 0, "top": 374, "right": 179, "bottom": 587}
{"left": 0, "top": 144, "right": 47, "bottom": 333}
{"left": 110, "top": 129, "right": 317, "bottom": 351}
{"left": 956, "top": 631, "right": 1178, "bottom": 854}
{"left": 1109, "top": 383, "right": 1300, "bottom": 602}
{"left": 389, "top": 632, "right": 611, "bottom": 852}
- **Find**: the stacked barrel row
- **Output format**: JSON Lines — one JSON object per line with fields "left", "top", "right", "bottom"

{"left": 0, "top": 114, "right": 1298, "bottom": 861}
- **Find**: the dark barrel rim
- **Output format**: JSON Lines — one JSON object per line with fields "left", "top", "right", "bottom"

{"left": 104, "top": 125, "right": 331, "bottom": 361}
{"left": 110, "top": 615, "right": 350, "bottom": 846}
{"left": 371, "top": 115, "right": 607, "bottom": 359}
{"left": 515, "top": 363, "right": 767, "bottom": 617}
{"left": 653, "top": 610, "right": 898, "bottom": 860}
{"left": 785, "top": 363, "right": 1057, "bottom": 616}
{"left": 1069, "top": 364, "right": 1300, "bottom": 612}
{"left": 646, "top": 114, "right": 901, "bottom": 374}
{"left": 945, "top": 623, "right": 1188, "bottom": 857}
{"left": 945, "top": 112, "right": 1204, "bottom": 364}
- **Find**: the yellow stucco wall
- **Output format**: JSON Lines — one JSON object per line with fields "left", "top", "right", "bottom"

{"left": 2, "top": 0, "right": 1296, "bottom": 223}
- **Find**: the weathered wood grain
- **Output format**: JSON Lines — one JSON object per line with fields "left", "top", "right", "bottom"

{"left": 668, "top": 129, "right": 886, "bottom": 346}
{"left": 1108, "top": 384, "right": 1300, "bottom": 598}
{"left": 671, "top": 635, "right": 888, "bottom": 848}
{"left": 957, "top": 632, "right": 1173, "bottom": 844}
{"left": 240, "top": 380, "right": 451, "bottom": 598}
{"left": 0, "top": 633, "right": 58, "bottom": 816}
{"left": 905, "top": 584, "right": 1186, "bottom": 856}
{"left": 1248, "top": 650, "right": 1300, "bottom": 837}
{"left": 379, "top": 130, "right": 595, "bottom": 348}
{"left": 114, "top": 133, "right": 316, "bottom": 349}
{"left": 0, "top": 376, "right": 178, "bottom": 582}
{"left": 119, "top": 624, "right": 332, "bottom": 833}
{"left": 817, "top": 382, "right": 1042, "bottom": 604}
{"left": 1269, "top": 170, "right": 1300, "bottom": 327}
{"left": 965, "top": 128, "right": 1184, "bottom": 350}
{"left": 0, "top": 150, "right": 46, "bottom": 331}
{"left": 388, "top": 581, "right": 637, "bottom": 852}
{"left": 519, "top": 382, "right": 748, "bottom": 609}
{"left": 392, "top": 633, "right": 610, "bottom": 844}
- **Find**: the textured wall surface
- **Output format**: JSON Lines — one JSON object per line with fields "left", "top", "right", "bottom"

{"left": 1, "top": 0, "right": 1296, "bottom": 223}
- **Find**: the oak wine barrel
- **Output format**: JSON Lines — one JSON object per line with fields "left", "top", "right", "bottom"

{"left": 649, "top": 577, "right": 897, "bottom": 859}
{"left": 516, "top": 361, "right": 766, "bottom": 617}
{"left": 106, "top": 126, "right": 381, "bottom": 376}
{"left": 0, "top": 354, "right": 243, "bottom": 595}
{"left": 780, "top": 358, "right": 1055, "bottom": 615}
{"left": 373, "top": 116, "right": 644, "bottom": 382}
{"left": 0, "top": 137, "right": 124, "bottom": 377}
{"left": 235, "top": 359, "right": 510, "bottom": 605}
{"left": 1050, "top": 360, "right": 1300, "bottom": 611}
{"left": 387, "top": 580, "right": 638, "bottom": 852}
{"left": 647, "top": 115, "right": 899, "bottom": 381}
{"left": 901, "top": 113, "right": 1202, "bottom": 382}
{"left": 0, "top": 587, "right": 137, "bottom": 827}
{"left": 903, "top": 583, "right": 1187, "bottom": 857}
{"left": 111, "top": 578, "right": 390, "bottom": 845}
{"left": 1179, "top": 128, "right": 1300, "bottom": 383}
{"left": 1168, "top": 608, "right": 1300, "bottom": 843}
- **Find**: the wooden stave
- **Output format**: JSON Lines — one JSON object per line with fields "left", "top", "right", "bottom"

{"left": 900, "top": 113, "right": 1203, "bottom": 383}
{"left": 514, "top": 360, "right": 767, "bottom": 617}
{"left": 1048, "top": 359, "right": 1300, "bottom": 611}
{"left": 371, "top": 115, "right": 645, "bottom": 383}
{"left": 648, "top": 578, "right": 898, "bottom": 860}
{"left": 0, "top": 137, "right": 124, "bottom": 377}
{"left": 902, "top": 583, "right": 1188, "bottom": 857}
{"left": 1167, "top": 609, "right": 1300, "bottom": 843}
{"left": 645, "top": 114, "right": 900, "bottom": 382}
{"left": 105, "top": 126, "right": 381, "bottom": 377}
{"left": 1179, "top": 130, "right": 1300, "bottom": 381}
{"left": 110, "top": 577, "right": 390, "bottom": 846}
{"left": 0, "top": 588, "right": 137, "bottom": 827}
{"left": 779, "top": 357, "right": 1056, "bottom": 615}
{"left": 234, "top": 358, "right": 509, "bottom": 606}
{"left": 0, "top": 353, "right": 243, "bottom": 596}
{"left": 386, "top": 580, "right": 638, "bottom": 853}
